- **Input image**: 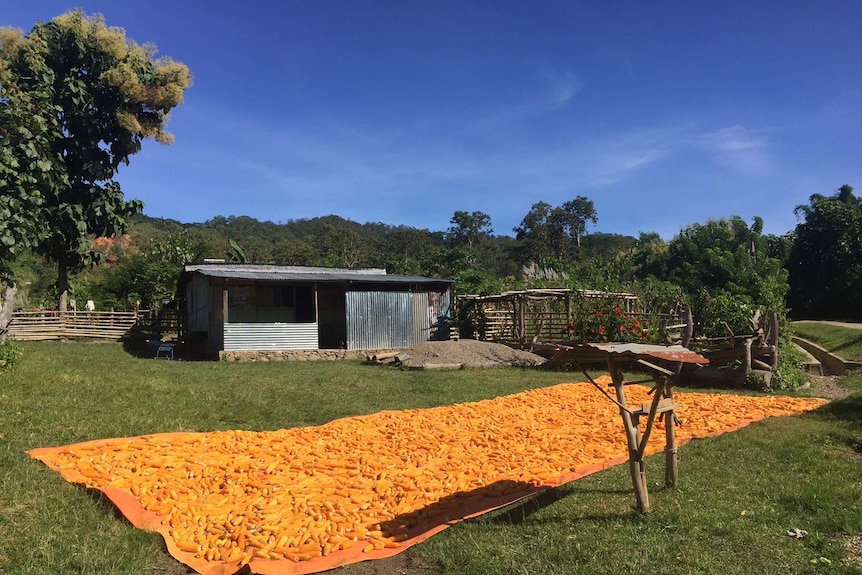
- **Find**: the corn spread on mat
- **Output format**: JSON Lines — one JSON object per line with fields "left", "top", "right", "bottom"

{"left": 28, "top": 378, "right": 826, "bottom": 575}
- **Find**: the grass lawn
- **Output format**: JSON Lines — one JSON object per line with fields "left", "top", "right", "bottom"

{"left": 1, "top": 341, "right": 861, "bottom": 575}
{"left": 793, "top": 322, "right": 862, "bottom": 362}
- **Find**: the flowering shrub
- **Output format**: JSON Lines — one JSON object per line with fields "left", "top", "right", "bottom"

{"left": 569, "top": 299, "right": 654, "bottom": 343}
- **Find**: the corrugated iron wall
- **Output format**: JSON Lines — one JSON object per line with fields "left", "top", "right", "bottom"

{"left": 219, "top": 288, "right": 451, "bottom": 351}
{"left": 411, "top": 292, "right": 431, "bottom": 345}
{"left": 345, "top": 291, "right": 417, "bottom": 349}
{"left": 223, "top": 323, "right": 318, "bottom": 351}
{"left": 345, "top": 290, "right": 450, "bottom": 350}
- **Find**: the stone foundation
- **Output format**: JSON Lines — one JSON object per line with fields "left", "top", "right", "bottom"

{"left": 218, "top": 349, "right": 397, "bottom": 362}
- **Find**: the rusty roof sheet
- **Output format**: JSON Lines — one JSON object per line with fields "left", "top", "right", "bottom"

{"left": 555, "top": 343, "right": 709, "bottom": 364}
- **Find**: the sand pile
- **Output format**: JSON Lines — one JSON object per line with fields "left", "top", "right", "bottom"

{"left": 396, "top": 339, "right": 546, "bottom": 369}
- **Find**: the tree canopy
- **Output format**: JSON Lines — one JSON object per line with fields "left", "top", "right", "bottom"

{"left": 787, "top": 185, "right": 862, "bottom": 319}
{"left": 0, "top": 27, "right": 56, "bottom": 282}
{"left": 446, "top": 211, "right": 492, "bottom": 249}
{"left": 0, "top": 10, "right": 191, "bottom": 309}
{"left": 662, "top": 216, "right": 789, "bottom": 335}
{"left": 514, "top": 197, "right": 598, "bottom": 266}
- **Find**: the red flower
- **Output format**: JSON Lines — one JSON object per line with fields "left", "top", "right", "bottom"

{"left": 598, "top": 326, "right": 606, "bottom": 335}
{"left": 596, "top": 311, "right": 605, "bottom": 318}
{"left": 613, "top": 306, "right": 623, "bottom": 315}
{"left": 618, "top": 325, "right": 626, "bottom": 332}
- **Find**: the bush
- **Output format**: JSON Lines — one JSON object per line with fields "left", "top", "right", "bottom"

{"left": 0, "top": 338, "right": 22, "bottom": 371}
{"left": 699, "top": 292, "right": 756, "bottom": 337}
{"left": 772, "top": 336, "right": 809, "bottom": 390}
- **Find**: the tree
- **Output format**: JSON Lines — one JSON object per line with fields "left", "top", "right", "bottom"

{"left": 315, "top": 223, "right": 367, "bottom": 268}
{"left": 787, "top": 185, "right": 862, "bottom": 319}
{"left": 514, "top": 201, "right": 561, "bottom": 264}
{"left": 0, "top": 26, "right": 61, "bottom": 319}
{"left": 628, "top": 232, "right": 669, "bottom": 280}
{"left": 553, "top": 196, "right": 597, "bottom": 249}
{"left": 663, "top": 216, "right": 789, "bottom": 335}
{"left": 0, "top": 11, "right": 191, "bottom": 311}
{"left": 514, "top": 197, "right": 598, "bottom": 266}
{"left": 271, "top": 238, "right": 319, "bottom": 266}
{"left": 446, "top": 211, "right": 492, "bottom": 249}
{"left": 94, "top": 231, "right": 200, "bottom": 310}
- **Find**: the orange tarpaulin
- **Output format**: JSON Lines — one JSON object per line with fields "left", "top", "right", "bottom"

{"left": 27, "top": 379, "right": 826, "bottom": 575}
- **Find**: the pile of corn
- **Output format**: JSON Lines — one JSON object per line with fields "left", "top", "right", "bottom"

{"left": 30, "top": 380, "right": 826, "bottom": 571}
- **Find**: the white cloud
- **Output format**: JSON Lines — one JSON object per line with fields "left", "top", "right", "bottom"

{"left": 697, "top": 125, "right": 772, "bottom": 173}
{"left": 538, "top": 65, "right": 584, "bottom": 110}
{"left": 470, "top": 64, "right": 584, "bottom": 127}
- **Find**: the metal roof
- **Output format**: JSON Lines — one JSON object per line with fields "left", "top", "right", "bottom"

{"left": 586, "top": 342, "right": 709, "bottom": 364}
{"left": 180, "top": 264, "right": 452, "bottom": 285}
{"left": 553, "top": 343, "right": 709, "bottom": 364}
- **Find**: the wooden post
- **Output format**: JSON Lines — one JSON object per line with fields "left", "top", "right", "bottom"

{"left": 680, "top": 305, "right": 693, "bottom": 347}
{"left": 742, "top": 337, "right": 753, "bottom": 385}
{"left": 222, "top": 288, "right": 229, "bottom": 324}
{"left": 769, "top": 312, "right": 779, "bottom": 368}
{"left": 518, "top": 294, "right": 526, "bottom": 344}
{"left": 313, "top": 282, "right": 319, "bottom": 323}
{"left": 664, "top": 383, "right": 679, "bottom": 486}
{"left": 608, "top": 356, "right": 650, "bottom": 513}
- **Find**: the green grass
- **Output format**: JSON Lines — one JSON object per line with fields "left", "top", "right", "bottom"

{"left": 1, "top": 342, "right": 861, "bottom": 575}
{"left": 793, "top": 322, "right": 862, "bottom": 362}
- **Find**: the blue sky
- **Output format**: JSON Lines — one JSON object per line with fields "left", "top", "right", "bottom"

{"left": 3, "top": 1, "right": 861, "bottom": 239}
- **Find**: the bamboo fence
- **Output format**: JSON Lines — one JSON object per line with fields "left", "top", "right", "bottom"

{"left": 7, "top": 310, "right": 143, "bottom": 341}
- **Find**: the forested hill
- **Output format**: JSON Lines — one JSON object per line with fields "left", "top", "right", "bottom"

{"left": 10, "top": 185, "right": 862, "bottom": 324}
{"left": 119, "top": 211, "right": 638, "bottom": 292}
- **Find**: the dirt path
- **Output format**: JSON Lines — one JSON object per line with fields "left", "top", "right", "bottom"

{"left": 807, "top": 375, "right": 855, "bottom": 400}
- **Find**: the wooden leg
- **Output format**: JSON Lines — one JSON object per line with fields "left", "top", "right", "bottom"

{"left": 608, "top": 357, "right": 650, "bottom": 513}
{"left": 664, "top": 385, "right": 679, "bottom": 487}
{"left": 633, "top": 415, "right": 649, "bottom": 509}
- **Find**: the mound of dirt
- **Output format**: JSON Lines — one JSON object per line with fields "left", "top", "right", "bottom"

{"left": 401, "top": 339, "right": 546, "bottom": 369}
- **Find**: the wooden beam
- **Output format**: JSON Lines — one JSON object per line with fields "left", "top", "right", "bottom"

{"left": 631, "top": 398, "right": 681, "bottom": 417}
{"left": 621, "top": 377, "right": 658, "bottom": 386}
{"left": 635, "top": 386, "right": 666, "bottom": 461}
{"left": 636, "top": 358, "right": 675, "bottom": 376}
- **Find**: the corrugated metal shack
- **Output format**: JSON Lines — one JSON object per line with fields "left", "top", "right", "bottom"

{"left": 178, "top": 264, "right": 452, "bottom": 356}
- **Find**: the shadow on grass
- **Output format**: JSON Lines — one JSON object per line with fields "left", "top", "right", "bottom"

{"left": 378, "top": 480, "right": 540, "bottom": 537}
{"left": 487, "top": 485, "right": 575, "bottom": 525}
{"left": 487, "top": 484, "right": 636, "bottom": 526}
{"left": 121, "top": 338, "right": 213, "bottom": 361}
{"left": 831, "top": 333, "right": 862, "bottom": 354}
{"left": 376, "top": 478, "right": 642, "bottom": 538}
{"left": 121, "top": 338, "right": 155, "bottom": 359}
{"left": 815, "top": 393, "right": 862, "bottom": 425}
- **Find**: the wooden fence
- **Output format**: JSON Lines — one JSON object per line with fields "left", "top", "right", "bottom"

{"left": 7, "top": 310, "right": 142, "bottom": 341}
{"left": 456, "top": 288, "right": 643, "bottom": 343}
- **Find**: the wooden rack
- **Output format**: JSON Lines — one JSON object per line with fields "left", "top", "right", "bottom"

{"left": 554, "top": 343, "right": 709, "bottom": 512}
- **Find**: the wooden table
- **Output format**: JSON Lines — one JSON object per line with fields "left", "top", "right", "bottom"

{"left": 553, "top": 343, "right": 709, "bottom": 512}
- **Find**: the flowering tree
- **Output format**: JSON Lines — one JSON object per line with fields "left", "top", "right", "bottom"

{"left": 0, "top": 10, "right": 191, "bottom": 311}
